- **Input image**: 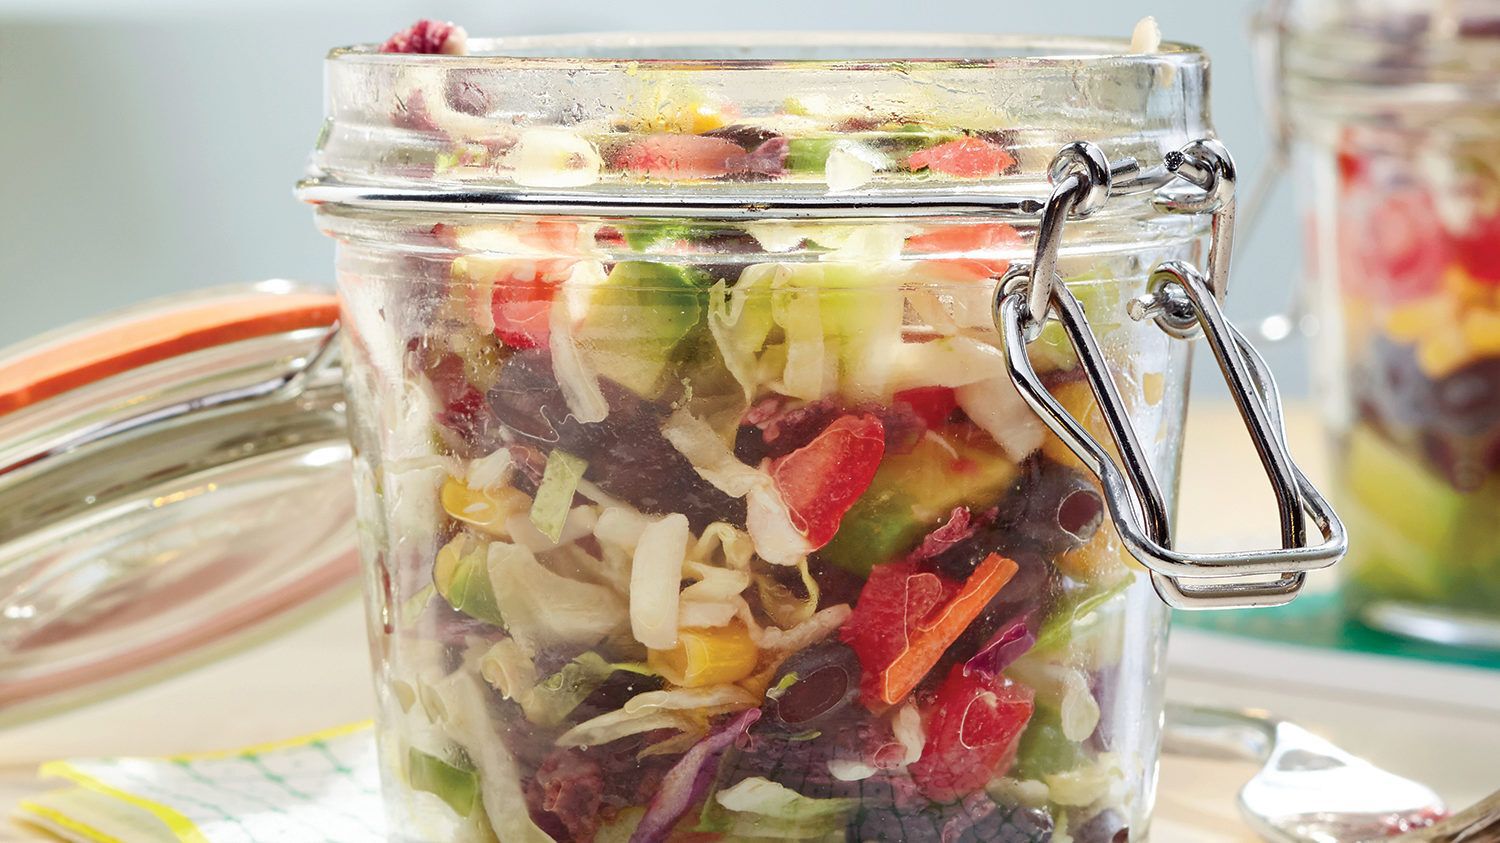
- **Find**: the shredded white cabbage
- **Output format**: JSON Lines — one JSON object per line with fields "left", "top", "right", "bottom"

{"left": 707, "top": 276, "right": 775, "bottom": 401}
{"left": 690, "top": 522, "right": 758, "bottom": 571}
{"left": 824, "top": 141, "right": 886, "bottom": 192}
{"left": 955, "top": 376, "right": 1047, "bottom": 461}
{"left": 752, "top": 603, "right": 852, "bottom": 652}
{"left": 506, "top": 504, "right": 599, "bottom": 553}
{"left": 506, "top": 128, "right": 603, "bottom": 188}
{"left": 892, "top": 703, "right": 926, "bottom": 767}
{"left": 478, "top": 638, "right": 537, "bottom": 701}
{"left": 486, "top": 541, "right": 626, "bottom": 657}
{"left": 430, "top": 668, "right": 558, "bottom": 842}
{"left": 621, "top": 685, "right": 758, "bottom": 715}
{"left": 678, "top": 599, "right": 741, "bottom": 628}
{"left": 745, "top": 482, "right": 812, "bottom": 566}
{"left": 464, "top": 449, "right": 514, "bottom": 491}
{"left": 1045, "top": 752, "right": 1125, "bottom": 808}
{"left": 827, "top": 759, "right": 879, "bottom": 782}
{"left": 629, "top": 513, "right": 690, "bottom": 650}
{"left": 548, "top": 262, "right": 611, "bottom": 424}
{"left": 680, "top": 563, "right": 751, "bottom": 603}
{"left": 555, "top": 709, "right": 695, "bottom": 748}
{"left": 889, "top": 336, "right": 1010, "bottom": 390}
{"left": 771, "top": 279, "right": 832, "bottom": 400}
{"left": 662, "top": 408, "right": 771, "bottom": 497}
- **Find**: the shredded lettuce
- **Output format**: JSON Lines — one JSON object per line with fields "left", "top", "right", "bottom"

{"left": 662, "top": 408, "right": 770, "bottom": 498}
{"left": 707, "top": 277, "right": 775, "bottom": 401}
{"left": 434, "top": 534, "right": 506, "bottom": 627}
{"left": 529, "top": 449, "right": 588, "bottom": 542}
{"left": 621, "top": 685, "right": 758, "bottom": 715}
{"left": 754, "top": 557, "right": 821, "bottom": 629}
{"left": 509, "top": 651, "right": 652, "bottom": 728}
{"left": 555, "top": 708, "right": 696, "bottom": 748}
{"left": 711, "top": 777, "right": 856, "bottom": 840}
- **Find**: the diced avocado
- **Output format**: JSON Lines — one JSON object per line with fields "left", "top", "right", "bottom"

{"left": 618, "top": 220, "right": 710, "bottom": 251}
{"left": 1341, "top": 494, "right": 1450, "bottom": 603}
{"left": 785, "top": 138, "right": 838, "bottom": 173}
{"left": 575, "top": 261, "right": 711, "bottom": 397}
{"left": 407, "top": 747, "right": 480, "bottom": 818}
{"left": 1341, "top": 425, "right": 1470, "bottom": 552}
{"left": 1013, "top": 705, "right": 1085, "bottom": 781}
{"left": 818, "top": 427, "right": 1020, "bottom": 576}
{"left": 433, "top": 534, "right": 505, "bottom": 626}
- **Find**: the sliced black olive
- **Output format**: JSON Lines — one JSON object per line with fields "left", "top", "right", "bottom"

{"left": 766, "top": 641, "right": 862, "bottom": 732}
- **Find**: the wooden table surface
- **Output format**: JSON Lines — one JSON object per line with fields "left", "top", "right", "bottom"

{"left": 3, "top": 403, "right": 1498, "bottom": 841}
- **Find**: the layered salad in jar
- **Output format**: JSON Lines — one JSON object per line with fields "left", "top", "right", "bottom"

{"left": 331, "top": 22, "right": 1189, "bottom": 843}
{"left": 1327, "top": 124, "right": 1500, "bottom": 619}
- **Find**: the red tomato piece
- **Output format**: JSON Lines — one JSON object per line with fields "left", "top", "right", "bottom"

{"left": 908, "top": 664, "right": 1034, "bottom": 803}
{"left": 769, "top": 413, "right": 886, "bottom": 548}
{"left": 906, "top": 223, "right": 1024, "bottom": 280}
{"left": 1453, "top": 212, "right": 1500, "bottom": 286}
{"left": 906, "top": 137, "right": 1017, "bottom": 179}
{"left": 1341, "top": 188, "right": 1447, "bottom": 303}
{"left": 488, "top": 259, "right": 572, "bottom": 350}
{"left": 841, "top": 554, "right": 1018, "bottom": 708}
{"left": 893, "top": 386, "right": 958, "bottom": 429}
{"left": 613, "top": 134, "right": 747, "bottom": 180}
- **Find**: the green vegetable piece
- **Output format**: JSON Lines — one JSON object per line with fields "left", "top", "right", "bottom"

{"left": 433, "top": 535, "right": 505, "bottom": 626}
{"left": 525, "top": 652, "right": 655, "bottom": 728}
{"left": 1342, "top": 424, "right": 1470, "bottom": 552}
{"left": 1012, "top": 705, "right": 1085, "bottom": 781}
{"left": 785, "top": 137, "right": 838, "bottom": 173}
{"left": 530, "top": 449, "right": 588, "bottom": 542}
{"left": 575, "top": 261, "right": 711, "bottom": 397}
{"left": 407, "top": 747, "right": 480, "bottom": 818}
{"left": 619, "top": 220, "right": 708, "bottom": 251}
{"left": 818, "top": 431, "right": 1019, "bottom": 577}
{"left": 1032, "top": 578, "right": 1131, "bottom": 654}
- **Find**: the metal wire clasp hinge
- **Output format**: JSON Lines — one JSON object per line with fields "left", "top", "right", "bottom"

{"left": 996, "top": 140, "right": 1346, "bottom": 610}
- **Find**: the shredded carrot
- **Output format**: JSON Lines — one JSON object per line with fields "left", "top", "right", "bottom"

{"left": 877, "top": 554, "right": 1019, "bottom": 706}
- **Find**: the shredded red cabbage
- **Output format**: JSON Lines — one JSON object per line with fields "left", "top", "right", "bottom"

{"left": 629, "top": 708, "right": 762, "bottom": 843}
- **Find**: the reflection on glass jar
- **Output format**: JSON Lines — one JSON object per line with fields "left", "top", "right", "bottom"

{"left": 305, "top": 33, "right": 1216, "bottom": 843}
{"left": 1275, "top": 1, "right": 1500, "bottom": 646}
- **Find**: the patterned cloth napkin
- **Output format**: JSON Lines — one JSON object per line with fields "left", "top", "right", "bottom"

{"left": 12, "top": 722, "right": 385, "bottom": 843}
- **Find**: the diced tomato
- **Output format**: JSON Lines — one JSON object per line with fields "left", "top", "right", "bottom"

{"left": 893, "top": 387, "right": 958, "bottom": 429}
{"left": 613, "top": 134, "right": 747, "bottom": 180}
{"left": 472, "top": 258, "right": 573, "bottom": 350}
{"left": 1453, "top": 212, "right": 1500, "bottom": 286}
{"left": 841, "top": 554, "right": 1019, "bottom": 708}
{"left": 906, "top": 137, "right": 1016, "bottom": 179}
{"left": 769, "top": 413, "right": 886, "bottom": 548}
{"left": 904, "top": 223, "right": 1024, "bottom": 279}
{"left": 1341, "top": 188, "right": 1447, "bottom": 303}
{"left": 907, "top": 664, "right": 1034, "bottom": 803}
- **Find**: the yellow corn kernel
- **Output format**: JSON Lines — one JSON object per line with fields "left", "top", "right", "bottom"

{"left": 1141, "top": 372, "right": 1166, "bottom": 407}
{"left": 1056, "top": 519, "right": 1136, "bottom": 583}
{"left": 1463, "top": 308, "right": 1500, "bottom": 356}
{"left": 1041, "top": 380, "right": 1118, "bottom": 471}
{"left": 648, "top": 622, "right": 760, "bottom": 688}
{"left": 441, "top": 477, "right": 531, "bottom": 537}
{"left": 1415, "top": 331, "right": 1472, "bottom": 379}
{"left": 1384, "top": 297, "right": 1454, "bottom": 344}
{"left": 1444, "top": 265, "right": 1491, "bottom": 309}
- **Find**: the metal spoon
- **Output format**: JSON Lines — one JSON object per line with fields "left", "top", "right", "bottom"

{"left": 1162, "top": 702, "right": 1483, "bottom": 842}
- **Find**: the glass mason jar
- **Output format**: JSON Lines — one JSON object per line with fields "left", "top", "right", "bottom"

{"left": 301, "top": 33, "right": 1339, "bottom": 843}
{"left": 1268, "top": 2, "right": 1500, "bottom": 647}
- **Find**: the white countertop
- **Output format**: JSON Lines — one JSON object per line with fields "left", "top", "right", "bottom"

{"left": 4, "top": 404, "right": 1499, "bottom": 841}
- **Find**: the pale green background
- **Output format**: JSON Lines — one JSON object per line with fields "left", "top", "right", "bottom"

{"left": 0, "top": 0, "right": 1302, "bottom": 394}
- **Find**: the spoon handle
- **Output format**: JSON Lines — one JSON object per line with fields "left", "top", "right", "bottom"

{"left": 1387, "top": 788, "right": 1500, "bottom": 842}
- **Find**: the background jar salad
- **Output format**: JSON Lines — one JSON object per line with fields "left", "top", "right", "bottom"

{"left": 1267, "top": 0, "right": 1500, "bottom": 647}
{"left": 301, "top": 28, "right": 1339, "bottom": 843}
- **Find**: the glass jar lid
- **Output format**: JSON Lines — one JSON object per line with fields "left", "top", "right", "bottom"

{"left": 0, "top": 281, "right": 354, "bottom": 727}
{"left": 305, "top": 32, "right": 1210, "bottom": 222}
{"left": 1274, "top": 0, "right": 1500, "bottom": 120}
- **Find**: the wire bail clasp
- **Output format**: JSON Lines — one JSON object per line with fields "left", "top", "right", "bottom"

{"left": 996, "top": 140, "right": 1346, "bottom": 610}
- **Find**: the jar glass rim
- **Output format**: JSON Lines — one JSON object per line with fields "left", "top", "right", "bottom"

{"left": 326, "top": 31, "right": 1207, "bottom": 69}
